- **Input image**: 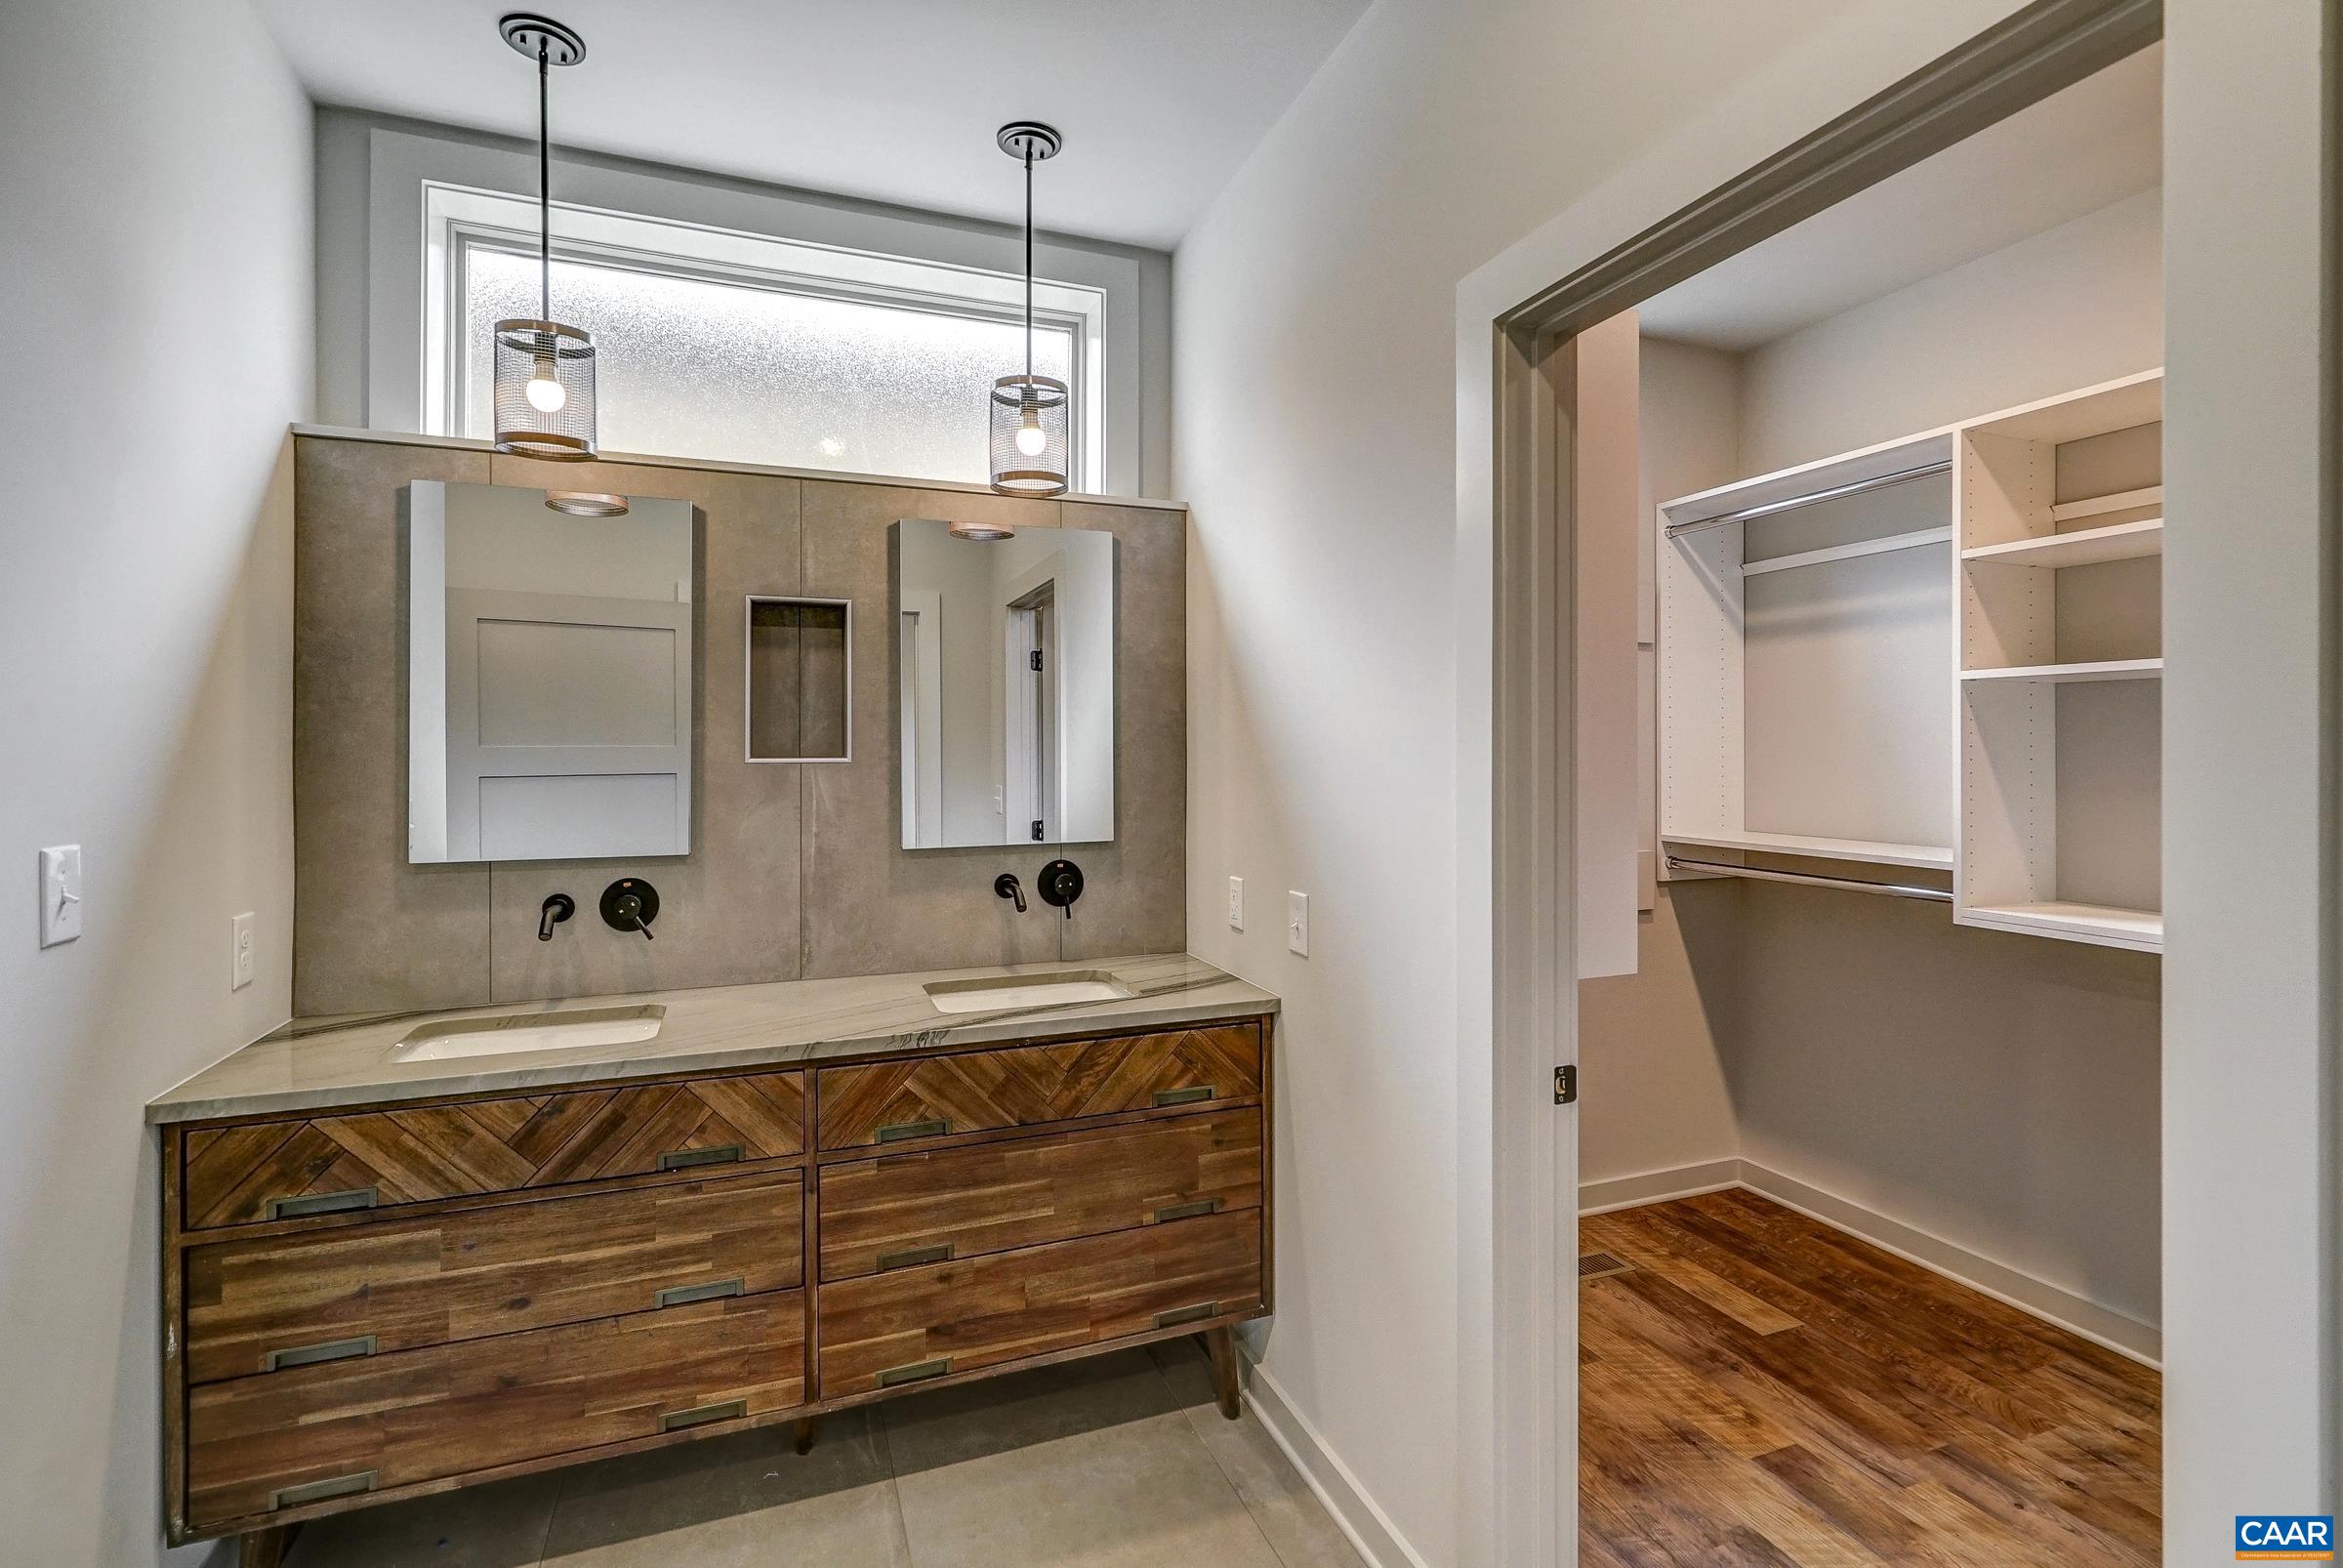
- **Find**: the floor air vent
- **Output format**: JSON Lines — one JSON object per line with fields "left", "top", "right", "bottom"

{"left": 1579, "top": 1252, "right": 1633, "bottom": 1280}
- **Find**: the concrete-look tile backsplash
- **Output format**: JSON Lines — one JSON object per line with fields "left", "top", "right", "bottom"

{"left": 290, "top": 434, "right": 1186, "bottom": 1016}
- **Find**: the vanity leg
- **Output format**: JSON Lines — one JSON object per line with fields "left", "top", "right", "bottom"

{"left": 793, "top": 1416, "right": 818, "bottom": 1456}
{"left": 1203, "top": 1326, "right": 1243, "bottom": 1421}
{"left": 241, "top": 1523, "right": 298, "bottom": 1568}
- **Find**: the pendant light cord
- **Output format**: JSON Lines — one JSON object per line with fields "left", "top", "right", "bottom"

{"left": 1023, "top": 148, "right": 1035, "bottom": 382}
{"left": 537, "top": 41, "right": 551, "bottom": 323}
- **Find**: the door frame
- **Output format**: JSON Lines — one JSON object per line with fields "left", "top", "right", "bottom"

{"left": 1461, "top": 1, "right": 2164, "bottom": 1560}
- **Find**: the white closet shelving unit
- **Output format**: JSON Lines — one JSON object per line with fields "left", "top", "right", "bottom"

{"left": 1657, "top": 369, "right": 2164, "bottom": 954}
{"left": 1954, "top": 371, "right": 2163, "bottom": 951}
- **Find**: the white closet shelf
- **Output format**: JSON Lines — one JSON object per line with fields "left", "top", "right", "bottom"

{"left": 1661, "top": 830, "right": 1953, "bottom": 870}
{"left": 1960, "top": 900, "right": 2163, "bottom": 951}
{"left": 2049, "top": 484, "right": 2162, "bottom": 522}
{"left": 1959, "top": 658, "right": 2162, "bottom": 684}
{"left": 1959, "top": 517, "right": 2162, "bottom": 569}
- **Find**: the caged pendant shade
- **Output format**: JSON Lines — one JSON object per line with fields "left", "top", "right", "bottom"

{"left": 988, "top": 122, "right": 1069, "bottom": 497}
{"left": 492, "top": 14, "right": 597, "bottom": 461}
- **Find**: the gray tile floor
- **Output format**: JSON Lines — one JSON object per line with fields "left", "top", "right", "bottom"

{"left": 282, "top": 1340, "right": 1365, "bottom": 1568}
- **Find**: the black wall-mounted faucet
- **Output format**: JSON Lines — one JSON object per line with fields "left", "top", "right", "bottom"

{"left": 994, "top": 873, "right": 1028, "bottom": 913}
{"left": 600, "top": 878, "right": 660, "bottom": 940}
{"left": 1038, "top": 858, "right": 1084, "bottom": 919}
{"left": 537, "top": 893, "right": 575, "bottom": 942}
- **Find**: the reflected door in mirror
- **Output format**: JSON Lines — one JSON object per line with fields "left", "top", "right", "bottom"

{"left": 408, "top": 481, "right": 696, "bottom": 863}
{"left": 893, "top": 518, "right": 1114, "bottom": 849}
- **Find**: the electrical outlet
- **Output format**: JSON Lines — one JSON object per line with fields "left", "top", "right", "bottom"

{"left": 1227, "top": 876, "right": 1245, "bottom": 930}
{"left": 37, "top": 846, "right": 82, "bottom": 948}
{"left": 231, "top": 912, "right": 256, "bottom": 990}
{"left": 1287, "top": 890, "right": 1309, "bottom": 957}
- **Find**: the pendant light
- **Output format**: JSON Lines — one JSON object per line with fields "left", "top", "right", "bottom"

{"left": 988, "top": 121, "right": 1069, "bottom": 497}
{"left": 492, "top": 14, "right": 597, "bottom": 463}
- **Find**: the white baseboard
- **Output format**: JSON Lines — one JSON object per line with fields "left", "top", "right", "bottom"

{"left": 1580, "top": 1157, "right": 2162, "bottom": 1367}
{"left": 1578, "top": 1157, "right": 1744, "bottom": 1216}
{"left": 1238, "top": 1352, "right": 1433, "bottom": 1568}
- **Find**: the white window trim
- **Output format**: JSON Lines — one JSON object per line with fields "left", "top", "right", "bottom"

{"left": 422, "top": 182, "right": 1109, "bottom": 492}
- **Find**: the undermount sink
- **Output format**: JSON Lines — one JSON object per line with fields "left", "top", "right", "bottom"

{"left": 392, "top": 1005, "right": 667, "bottom": 1061}
{"left": 924, "top": 972, "right": 1136, "bottom": 1014}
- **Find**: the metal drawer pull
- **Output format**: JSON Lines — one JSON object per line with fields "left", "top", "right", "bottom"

{"left": 271, "top": 1470, "right": 376, "bottom": 1509}
{"left": 877, "top": 1357, "right": 953, "bottom": 1387}
{"left": 1152, "top": 1199, "right": 1221, "bottom": 1223}
{"left": 657, "top": 1143, "right": 744, "bottom": 1172}
{"left": 1153, "top": 1086, "right": 1215, "bottom": 1107}
{"left": 876, "top": 1118, "right": 950, "bottom": 1143}
{"left": 264, "top": 1335, "right": 377, "bottom": 1372}
{"left": 877, "top": 1243, "right": 954, "bottom": 1272}
{"left": 654, "top": 1277, "right": 746, "bottom": 1309}
{"left": 1154, "top": 1301, "right": 1221, "bottom": 1329}
{"left": 660, "top": 1398, "right": 747, "bottom": 1432}
{"left": 267, "top": 1187, "right": 378, "bottom": 1220}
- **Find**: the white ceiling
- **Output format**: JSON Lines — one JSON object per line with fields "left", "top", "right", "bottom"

{"left": 1638, "top": 44, "right": 2162, "bottom": 352}
{"left": 251, "top": 0, "right": 1370, "bottom": 251}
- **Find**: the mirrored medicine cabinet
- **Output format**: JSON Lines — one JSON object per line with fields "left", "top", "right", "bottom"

{"left": 894, "top": 517, "right": 1116, "bottom": 849}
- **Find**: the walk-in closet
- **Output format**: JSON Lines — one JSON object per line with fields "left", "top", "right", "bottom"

{"left": 1577, "top": 40, "right": 2164, "bottom": 1567}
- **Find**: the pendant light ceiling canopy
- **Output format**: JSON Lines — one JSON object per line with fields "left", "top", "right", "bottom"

{"left": 989, "top": 120, "right": 1069, "bottom": 498}
{"left": 493, "top": 14, "right": 599, "bottom": 464}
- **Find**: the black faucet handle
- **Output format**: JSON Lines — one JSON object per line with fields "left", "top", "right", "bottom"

{"left": 1037, "top": 859, "right": 1084, "bottom": 920}
{"left": 599, "top": 878, "right": 660, "bottom": 939}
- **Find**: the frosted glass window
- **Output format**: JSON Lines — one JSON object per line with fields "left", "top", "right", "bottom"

{"left": 463, "top": 249, "right": 1076, "bottom": 484}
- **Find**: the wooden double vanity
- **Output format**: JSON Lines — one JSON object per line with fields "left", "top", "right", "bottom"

{"left": 151, "top": 960, "right": 1275, "bottom": 1565}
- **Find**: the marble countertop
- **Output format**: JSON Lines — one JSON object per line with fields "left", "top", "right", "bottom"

{"left": 148, "top": 953, "right": 1277, "bottom": 1125}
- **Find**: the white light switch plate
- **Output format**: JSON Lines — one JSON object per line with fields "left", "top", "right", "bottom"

{"left": 38, "top": 846, "right": 82, "bottom": 948}
{"left": 1227, "top": 876, "right": 1245, "bottom": 930}
{"left": 1287, "top": 890, "right": 1309, "bottom": 957}
{"left": 231, "top": 912, "right": 256, "bottom": 990}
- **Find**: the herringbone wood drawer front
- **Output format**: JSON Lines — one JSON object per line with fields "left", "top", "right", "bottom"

{"left": 818, "top": 1107, "right": 1262, "bottom": 1281}
{"left": 815, "top": 1207, "right": 1263, "bottom": 1398}
{"left": 160, "top": 1008, "right": 1275, "bottom": 1554}
{"left": 185, "top": 1289, "right": 805, "bottom": 1532}
{"left": 184, "top": 1168, "right": 802, "bottom": 1383}
{"left": 180, "top": 1071, "right": 804, "bottom": 1229}
{"left": 814, "top": 1024, "right": 1261, "bottom": 1150}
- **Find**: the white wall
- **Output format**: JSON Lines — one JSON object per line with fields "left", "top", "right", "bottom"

{"left": 2161, "top": 0, "right": 2338, "bottom": 1552}
{"left": 1741, "top": 186, "right": 2163, "bottom": 471}
{"left": 0, "top": 3, "right": 310, "bottom": 1563}
{"left": 1578, "top": 337, "right": 1746, "bottom": 1192}
{"left": 1730, "top": 885, "right": 2163, "bottom": 1325}
{"left": 1578, "top": 883, "right": 1744, "bottom": 1190}
{"left": 1173, "top": 1, "right": 1899, "bottom": 1560}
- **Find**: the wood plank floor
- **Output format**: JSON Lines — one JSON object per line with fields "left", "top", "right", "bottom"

{"left": 1580, "top": 1190, "right": 2160, "bottom": 1568}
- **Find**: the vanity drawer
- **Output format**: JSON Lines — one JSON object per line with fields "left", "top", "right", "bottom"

{"left": 185, "top": 1289, "right": 805, "bottom": 1531}
{"left": 814, "top": 1023, "right": 1261, "bottom": 1150}
{"left": 183, "top": 1168, "right": 802, "bottom": 1384}
{"left": 816, "top": 1207, "right": 1262, "bottom": 1398}
{"left": 180, "top": 1070, "right": 805, "bottom": 1230}
{"left": 819, "top": 1108, "right": 1261, "bottom": 1281}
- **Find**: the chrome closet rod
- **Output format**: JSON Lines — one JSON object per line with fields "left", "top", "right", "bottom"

{"left": 1665, "top": 854, "right": 1952, "bottom": 903}
{"left": 1664, "top": 459, "right": 1953, "bottom": 538}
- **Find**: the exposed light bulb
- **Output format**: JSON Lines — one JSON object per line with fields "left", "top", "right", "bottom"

{"left": 1014, "top": 415, "right": 1048, "bottom": 457}
{"left": 524, "top": 374, "right": 568, "bottom": 414}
